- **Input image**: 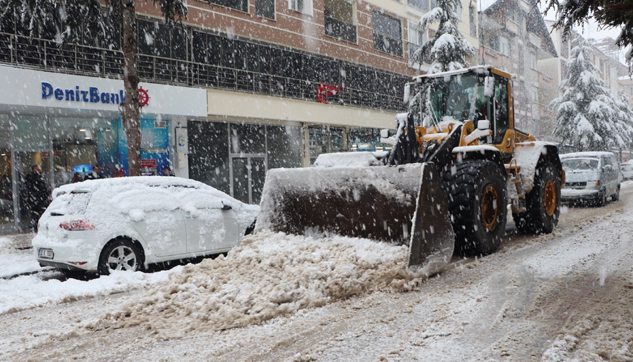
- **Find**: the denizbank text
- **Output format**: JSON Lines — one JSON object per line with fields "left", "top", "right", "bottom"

{"left": 41, "top": 82, "right": 125, "bottom": 105}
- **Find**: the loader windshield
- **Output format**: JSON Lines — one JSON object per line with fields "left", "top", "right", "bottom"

{"left": 427, "top": 74, "right": 490, "bottom": 127}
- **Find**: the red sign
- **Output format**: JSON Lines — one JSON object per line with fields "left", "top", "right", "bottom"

{"left": 316, "top": 83, "right": 339, "bottom": 104}
{"left": 141, "top": 159, "right": 156, "bottom": 168}
{"left": 138, "top": 87, "right": 150, "bottom": 107}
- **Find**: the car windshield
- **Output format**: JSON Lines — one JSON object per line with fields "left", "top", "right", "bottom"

{"left": 562, "top": 158, "right": 599, "bottom": 171}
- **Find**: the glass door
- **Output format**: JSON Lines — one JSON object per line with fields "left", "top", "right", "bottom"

{"left": 231, "top": 155, "right": 266, "bottom": 204}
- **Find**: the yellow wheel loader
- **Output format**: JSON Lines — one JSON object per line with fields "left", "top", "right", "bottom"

{"left": 255, "top": 66, "right": 563, "bottom": 275}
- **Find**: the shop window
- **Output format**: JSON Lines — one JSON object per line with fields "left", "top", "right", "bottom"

{"left": 309, "top": 126, "right": 345, "bottom": 164}
{"left": 256, "top": 0, "right": 275, "bottom": 19}
{"left": 230, "top": 123, "right": 266, "bottom": 154}
{"left": 372, "top": 11, "right": 402, "bottom": 57}
{"left": 267, "top": 125, "right": 302, "bottom": 169}
{"left": 50, "top": 117, "right": 120, "bottom": 181}
{"left": 289, "top": 0, "right": 313, "bottom": 15}
{"left": 188, "top": 121, "right": 231, "bottom": 195}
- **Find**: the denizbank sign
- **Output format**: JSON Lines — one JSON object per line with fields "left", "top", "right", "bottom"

{"left": 41, "top": 82, "right": 126, "bottom": 105}
{"left": 0, "top": 64, "right": 206, "bottom": 117}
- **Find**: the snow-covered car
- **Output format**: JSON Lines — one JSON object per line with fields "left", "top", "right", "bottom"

{"left": 32, "top": 177, "right": 259, "bottom": 275}
{"left": 560, "top": 152, "right": 621, "bottom": 206}
{"left": 620, "top": 161, "right": 633, "bottom": 180}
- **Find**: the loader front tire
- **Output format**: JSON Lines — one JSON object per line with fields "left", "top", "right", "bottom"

{"left": 513, "top": 162, "right": 561, "bottom": 234}
{"left": 443, "top": 160, "right": 507, "bottom": 256}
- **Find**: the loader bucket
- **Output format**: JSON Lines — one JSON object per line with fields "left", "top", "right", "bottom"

{"left": 255, "top": 163, "right": 455, "bottom": 274}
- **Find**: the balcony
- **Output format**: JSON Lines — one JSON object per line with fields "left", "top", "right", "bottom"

{"left": 324, "top": 16, "right": 357, "bottom": 43}
{"left": 0, "top": 32, "right": 405, "bottom": 112}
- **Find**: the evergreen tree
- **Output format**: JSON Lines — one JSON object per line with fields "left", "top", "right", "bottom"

{"left": 408, "top": 0, "right": 475, "bottom": 127}
{"left": 0, "top": 0, "right": 188, "bottom": 176}
{"left": 551, "top": 38, "right": 633, "bottom": 151}
{"left": 540, "top": 0, "right": 633, "bottom": 64}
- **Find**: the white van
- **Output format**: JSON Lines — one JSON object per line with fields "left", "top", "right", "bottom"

{"left": 560, "top": 152, "right": 621, "bottom": 206}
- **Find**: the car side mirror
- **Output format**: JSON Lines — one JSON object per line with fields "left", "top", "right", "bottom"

{"left": 221, "top": 204, "right": 232, "bottom": 211}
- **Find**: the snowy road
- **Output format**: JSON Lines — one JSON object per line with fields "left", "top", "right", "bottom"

{"left": 2, "top": 185, "right": 633, "bottom": 361}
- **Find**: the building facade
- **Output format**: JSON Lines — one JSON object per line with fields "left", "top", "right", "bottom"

{"left": 0, "top": 0, "right": 479, "bottom": 233}
{"left": 479, "top": 0, "right": 559, "bottom": 139}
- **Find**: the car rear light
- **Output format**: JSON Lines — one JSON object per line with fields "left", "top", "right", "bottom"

{"left": 59, "top": 220, "right": 95, "bottom": 231}
{"left": 68, "top": 261, "right": 88, "bottom": 265}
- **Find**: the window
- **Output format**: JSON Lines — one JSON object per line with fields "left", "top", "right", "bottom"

{"left": 531, "top": 87, "right": 538, "bottom": 102}
{"left": 289, "top": 0, "right": 313, "bottom": 16}
{"left": 409, "top": 0, "right": 429, "bottom": 11}
{"left": 530, "top": 52, "right": 537, "bottom": 69}
{"left": 372, "top": 11, "right": 403, "bottom": 57}
{"left": 488, "top": 36, "right": 499, "bottom": 52}
{"left": 256, "top": 0, "right": 275, "bottom": 19}
{"left": 408, "top": 23, "right": 426, "bottom": 63}
{"left": 210, "top": 0, "right": 248, "bottom": 12}
{"left": 138, "top": 20, "right": 188, "bottom": 60}
{"left": 493, "top": 76, "right": 510, "bottom": 143}
{"left": 455, "top": 2, "right": 463, "bottom": 20}
{"left": 499, "top": 36, "right": 510, "bottom": 56}
{"left": 506, "top": 8, "right": 515, "bottom": 22}
{"left": 469, "top": 5, "right": 476, "bottom": 37}
{"left": 324, "top": 0, "right": 357, "bottom": 43}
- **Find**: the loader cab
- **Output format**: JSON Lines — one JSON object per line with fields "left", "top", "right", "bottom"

{"left": 423, "top": 69, "right": 512, "bottom": 147}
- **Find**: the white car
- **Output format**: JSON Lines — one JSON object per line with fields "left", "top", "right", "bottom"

{"left": 33, "top": 177, "right": 259, "bottom": 275}
{"left": 620, "top": 161, "right": 633, "bottom": 180}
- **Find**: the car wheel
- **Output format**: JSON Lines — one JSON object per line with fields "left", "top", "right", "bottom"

{"left": 98, "top": 238, "right": 144, "bottom": 275}
{"left": 612, "top": 184, "right": 620, "bottom": 201}
{"left": 596, "top": 190, "right": 607, "bottom": 207}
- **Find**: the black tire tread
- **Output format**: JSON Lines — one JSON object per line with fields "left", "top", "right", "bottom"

{"left": 442, "top": 160, "right": 507, "bottom": 256}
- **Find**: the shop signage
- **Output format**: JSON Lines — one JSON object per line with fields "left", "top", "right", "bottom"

{"left": 0, "top": 65, "right": 207, "bottom": 117}
{"left": 141, "top": 159, "right": 157, "bottom": 168}
{"left": 41, "top": 82, "right": 125, "bottom": 105}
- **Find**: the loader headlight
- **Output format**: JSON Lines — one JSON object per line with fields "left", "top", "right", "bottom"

{"left": 586, "top": 180, "right": 600, "bottom": 187}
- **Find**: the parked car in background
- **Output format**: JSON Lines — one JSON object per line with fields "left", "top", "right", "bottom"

{"left": 32, "top": 177, "right": 259, "bottom": 275}
{"left": 620, "top": 160, "right": 633, "bottom": 180}
{"left": 560, "top": 152, "right": 621, "bottom": 206}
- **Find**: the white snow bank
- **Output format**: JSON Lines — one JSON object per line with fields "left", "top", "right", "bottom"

{"left": 0, "top": 253, "right": 42, "bottom": 278}
{"left": 96, "top": 231, "right": 424, "bottom": 338}
{"left": 0, "top": 267, "right": 178, "bottom": 315}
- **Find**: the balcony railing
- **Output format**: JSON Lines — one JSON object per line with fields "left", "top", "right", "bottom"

{"left": 0, "top": 32, "right": 404, "bottom": 112}
{"left": 324, "top": 16, "right": 357, "bottom": 44}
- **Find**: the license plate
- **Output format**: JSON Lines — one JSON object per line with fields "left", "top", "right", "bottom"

{"left": 38, "top": 248, "right": 54, "bottom": 259}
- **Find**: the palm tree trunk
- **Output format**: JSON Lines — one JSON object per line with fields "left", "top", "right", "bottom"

{"left": 122, "top": 0, "right": 141, "bottom": 176}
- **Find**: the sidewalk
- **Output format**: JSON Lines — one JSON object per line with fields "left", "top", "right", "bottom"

{"left": 0, "top": 232, "right": 41, "bottom": 279}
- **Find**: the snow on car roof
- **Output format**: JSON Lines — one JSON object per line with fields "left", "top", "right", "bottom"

{"left": 53, "top": 176, "right": 215, "bottom": 198}
{"left": 560, "top": 152, "right": 615, "bottom": 159}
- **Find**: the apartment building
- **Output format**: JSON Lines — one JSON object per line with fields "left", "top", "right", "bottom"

{"left": 0, "top": 0, "right": 478, "bottom": 232}
{"left": 479, "top": 0, "right": 558, "bottom": 139}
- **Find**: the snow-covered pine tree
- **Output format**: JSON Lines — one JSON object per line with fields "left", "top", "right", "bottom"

{"left": 0, "top": 0, "right": 188, "bottom": 176}
{"left": 408, "top": 0, "right": 475, "bottom": 127}
{"left": 551, "top": 37, "right": 633, "bottom": 151}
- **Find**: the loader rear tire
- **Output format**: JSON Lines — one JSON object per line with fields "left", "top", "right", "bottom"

{"left": 513, "top": 162, "right": 561, "bottom": 234}
{"left": 442, "top": 160, "right": 507, "bottom": 256}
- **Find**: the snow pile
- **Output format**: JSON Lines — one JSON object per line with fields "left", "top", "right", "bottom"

{"left": 0, "top": 268, "right": 178, "bottom": 315}
{"left": 97, "top": 231, "right": 424, "bottom": 338}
